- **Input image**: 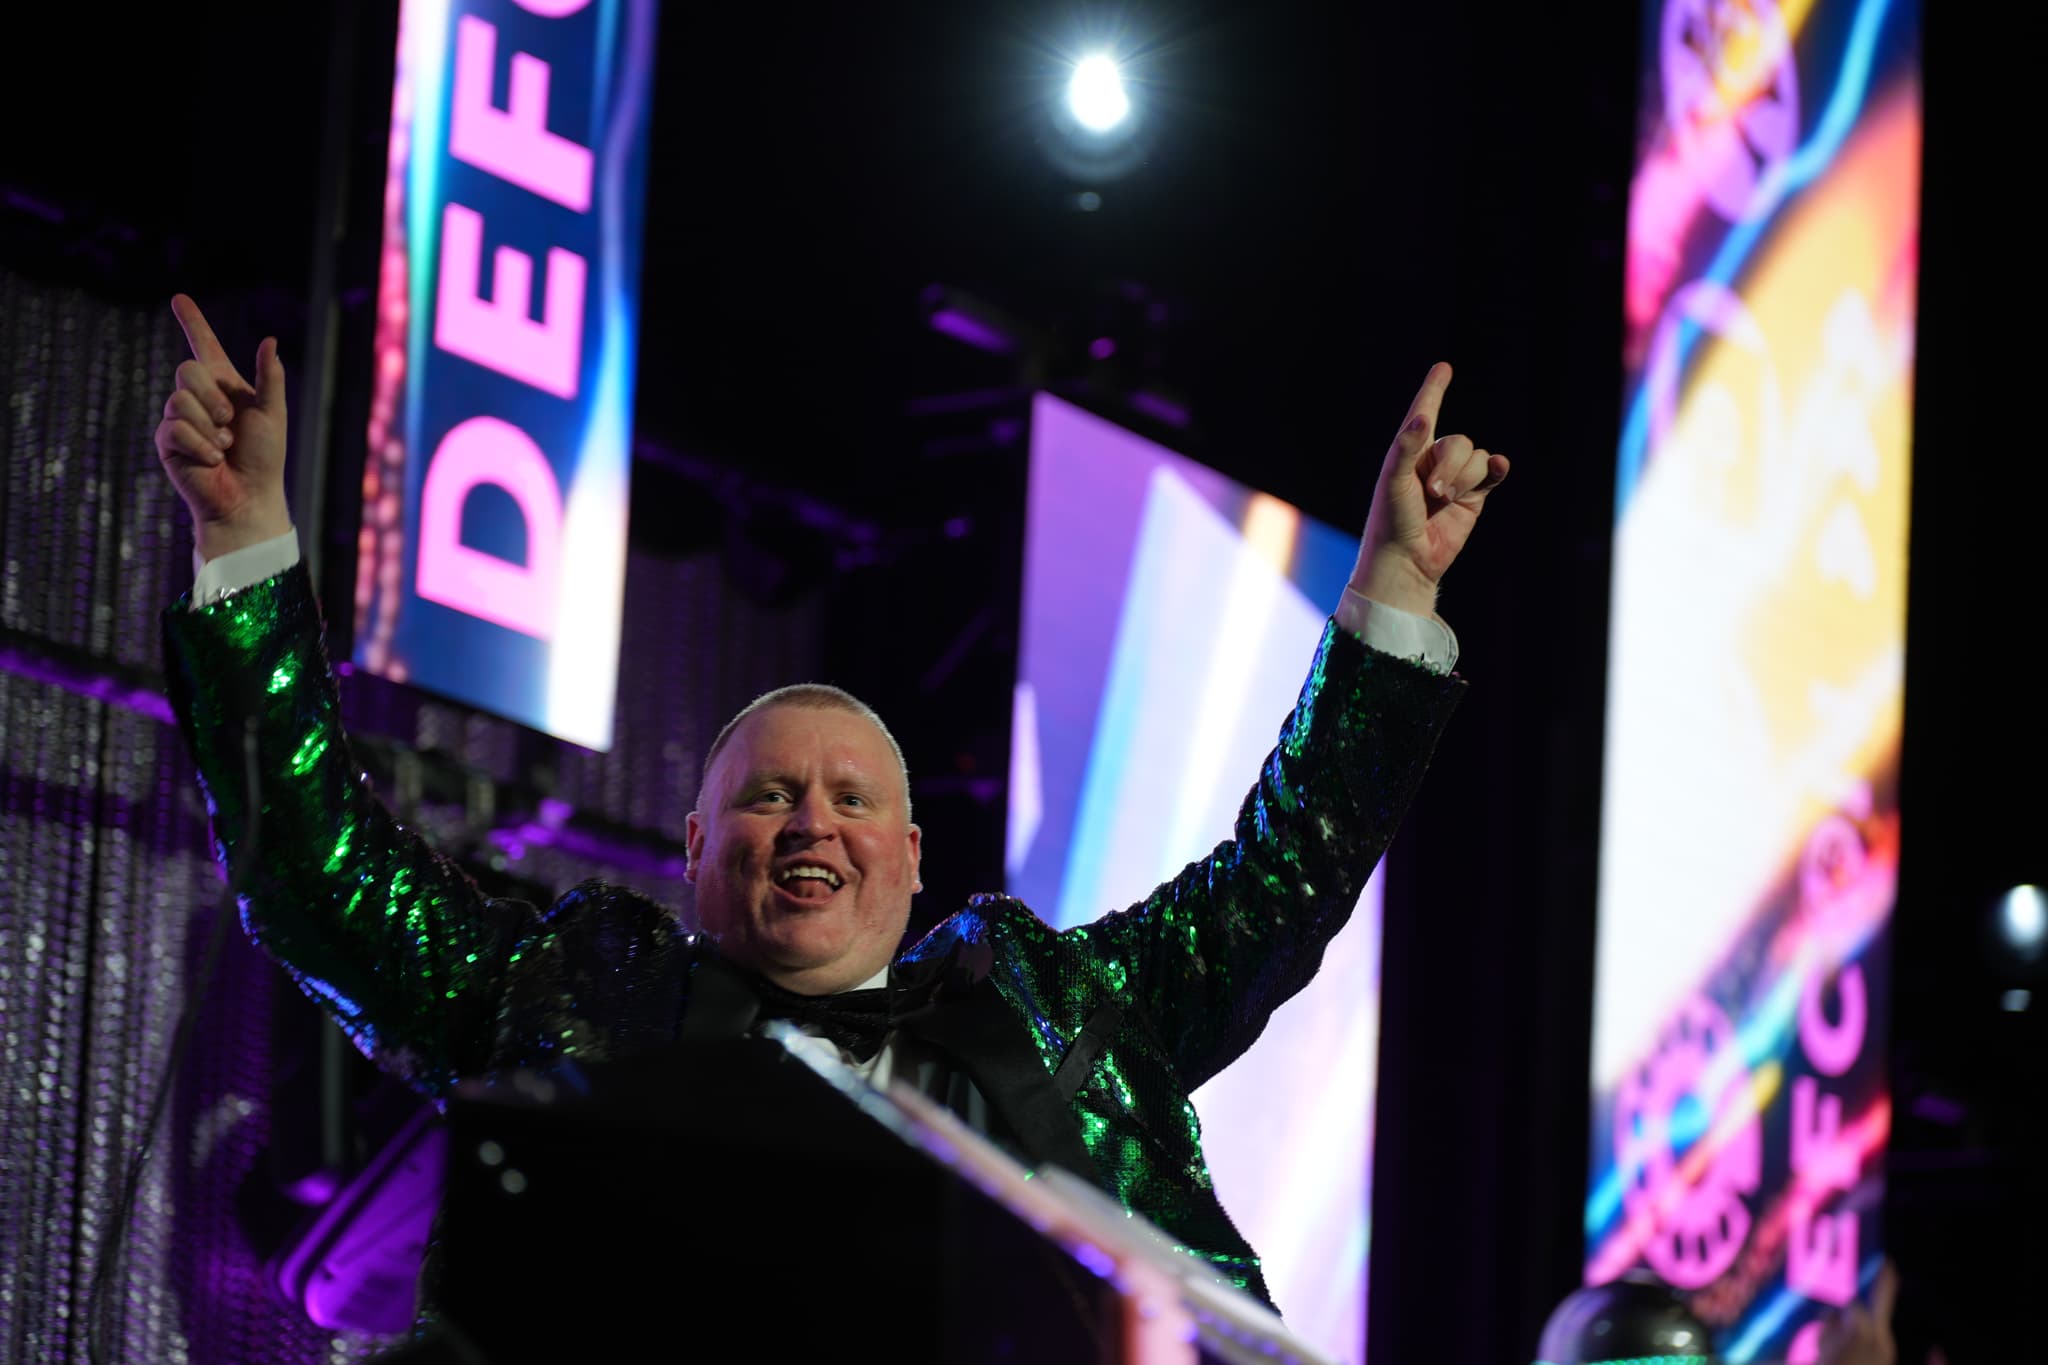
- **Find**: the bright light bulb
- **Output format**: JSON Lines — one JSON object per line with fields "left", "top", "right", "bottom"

{"left": 2000, "top": 884, "right": 2046, "bottom": 958}
{"left": 1067, "top": 54, "right": 1130, "bottom": 133}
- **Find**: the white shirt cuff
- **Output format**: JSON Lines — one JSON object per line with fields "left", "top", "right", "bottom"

{"left": 1333, "top": 587, "right": 1458, "bottom": 675}
{"left": 190, "top": 528, "right": 302, "bottom": 608}
{"left": 185, "top": 529, "right": 1461, "bottom": 673}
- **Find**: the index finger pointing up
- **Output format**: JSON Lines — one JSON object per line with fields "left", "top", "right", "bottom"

{"left": 171, "top": 294, "right": 249, "bottom": 390}
{"left": 1389, "top": 362, "right": 1453, "bottom": 476}
{"left": 1402, "top": 362, "right": 1453, "bottom": 440}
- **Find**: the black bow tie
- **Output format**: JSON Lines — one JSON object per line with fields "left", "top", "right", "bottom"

{"left": 694, "top": 939, "right": 989, "bottom": 1064}
{"left": 749, "top": 978, "right": 897, "bottom": 1062}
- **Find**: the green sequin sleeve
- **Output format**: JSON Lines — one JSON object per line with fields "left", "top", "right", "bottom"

{"left": 162, "top": 563, "right": 533, "bottom": 1098}
{"left": 1071, "top": 619, "right": 1463, "bottom": 1090}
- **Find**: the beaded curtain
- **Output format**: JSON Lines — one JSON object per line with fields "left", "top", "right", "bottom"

{"left": 0, "top": 270, "right": 824, "bottom": 1362}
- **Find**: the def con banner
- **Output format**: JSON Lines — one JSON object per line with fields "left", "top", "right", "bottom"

{"left": 354, "top": 0, "right": 657, "bottom": 749}
{"left": 1587, "top": 1, "right": 1920, "bottom": 1361}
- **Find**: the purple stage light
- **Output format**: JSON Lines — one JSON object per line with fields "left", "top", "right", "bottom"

{"left": 1908, "top": 1093, "right": 1965, "bottom": 1126}
{"left": 273, "top": 1106, "right": 447, "bottom": 1335}
{"left": 1128, "top": 390, "right": 1190, "bottom": 428}
{"left": 927, "top": 307, "right": 1018, "bottom": 355}
{"left": 921, "top": 283, "right": 1023, "bottom": 355}
{"left": 488, "top": 807, "right": 689, "bottom": 880}
{"left": 0, "top": 631, "right": 176, "bottom": 725}
{"left": 3, "top": 186, "right": 67, "bottom": 222}
{"left": 285, "top": 1169, "right": 344, "bottom": 1207}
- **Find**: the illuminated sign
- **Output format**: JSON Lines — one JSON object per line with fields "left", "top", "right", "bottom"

{"left": 1586, "top": 1, "right": 1920, "bottom": 1359}
{"left": 1012, "top": 394, "right": 1375, "bottom": 1361}
{"left": 354, "top": 0, "right": 657, "bottom": 749}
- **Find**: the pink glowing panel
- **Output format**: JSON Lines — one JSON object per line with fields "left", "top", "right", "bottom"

{"left": 353, "top": 0, "right": 657, "bottom": 749}
{"left": 1589, "top": 1, "right": 1920, "bottom": 1358}
{"left": 415, "top": 416, "right": 565, "bottom": 639}
{"left": 1612, "top": 993, "right": 1760, "bottom": 1290}
{"left": 1659, "top": 0, "right": 1800, "bottom": 223}
{"left": 434, "top": 203, "right": 587, "bottom": 400}
{"left": 449, "top": 15, "right": 595, "bottom": 212}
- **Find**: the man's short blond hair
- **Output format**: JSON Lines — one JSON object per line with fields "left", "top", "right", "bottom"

{"left": 696, "top": 684, "right": 913, "bottom": 818}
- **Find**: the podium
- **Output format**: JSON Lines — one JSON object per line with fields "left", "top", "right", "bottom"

{"left": 393, "top": 1024, "right": 1335, "bottom": 1365}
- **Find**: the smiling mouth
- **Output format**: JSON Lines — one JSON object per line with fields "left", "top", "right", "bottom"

{"left": 772, "top": 866, "right": 844, "bottom": 904}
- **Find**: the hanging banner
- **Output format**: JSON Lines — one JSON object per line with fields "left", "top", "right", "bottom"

{"left": 1586, "top": 0, "right": 1921, "bottom": 1360}
{"left": 354, "top": 0, "right": 657, "bottom": 749}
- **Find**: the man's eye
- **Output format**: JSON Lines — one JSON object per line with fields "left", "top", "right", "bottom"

{"left": 753, "top": 790, "right": 788, "bottom": 804}
{"left": 840, "top": 794, "right": 866, "bottom": 808}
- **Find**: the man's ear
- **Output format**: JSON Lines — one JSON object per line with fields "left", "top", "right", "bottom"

{"left": 684, "top": 811, "right": 704, "bottom": 884}
{"left": 908, "top": 822, "right": 923, "bottom": 895}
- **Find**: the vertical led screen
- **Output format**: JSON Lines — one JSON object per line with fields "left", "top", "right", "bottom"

{"left": 1588, "top": 1, "right": 1920, "bottom": 1361}
{"left": 1011, "top": 393, "right": 1373, "bottom": 1362}
{"left": 354, "top": 0, "right": 657, "bottom": 749}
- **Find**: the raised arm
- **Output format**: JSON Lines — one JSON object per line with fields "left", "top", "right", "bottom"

{"left": 1070, "top": 364, "right": 1508, "bottom": 1087}
{"left": 156, "top": 295, "right": 531, "bottom": 1098}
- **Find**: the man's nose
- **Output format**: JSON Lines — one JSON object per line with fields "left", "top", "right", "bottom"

{"left": 780, "top": 790, "right": 837, "bottom": 839}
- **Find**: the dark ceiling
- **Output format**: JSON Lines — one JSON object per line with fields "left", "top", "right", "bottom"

{"left": 9, "top": 0, "right": 1632, "bottom": 537}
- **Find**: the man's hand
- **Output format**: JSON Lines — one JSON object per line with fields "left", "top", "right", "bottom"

{"left": 155, "top": 294, "right": 291, "bottom": 561}
{"left": 1818, "top": 1261, "right": 1898, "bottom": 1365}
{"left": 1349, "top": 362, "right": 1509, "bottom": 618}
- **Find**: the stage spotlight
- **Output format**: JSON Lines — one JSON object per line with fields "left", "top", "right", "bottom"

{"left": 1067, "top": 54, "right": 1130, "bottom": 133}
{"left": 1042, "top": 46, "right": 1151, "bottom": 183}
{"left": 920, "top": 283, "right": 1025, "bottom": 355}
{"left": 1997, "top": 884, "right": 2045, "bottom": 963}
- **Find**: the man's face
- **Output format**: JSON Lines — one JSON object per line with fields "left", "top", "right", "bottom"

{"left": 685, "top": 705, "right": 922, "bottom": 995}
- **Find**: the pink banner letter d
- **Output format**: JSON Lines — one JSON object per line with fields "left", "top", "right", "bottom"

{"left": 416, "top": 416, "right": 564, "bottom": 639}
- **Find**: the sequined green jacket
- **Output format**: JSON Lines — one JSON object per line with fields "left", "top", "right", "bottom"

{"left": 163, "top": 563, "right": 1463, "bottom": 1307}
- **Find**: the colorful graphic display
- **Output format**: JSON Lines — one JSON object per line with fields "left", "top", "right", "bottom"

{"left": 1012, "top": 393, "right": 1374, "bottom": 1361}
{"left": 354, "top": 0, "right": 657, "bottom": 749}
{"left": 1588, "top": 1, "right": 1920, "bottom": 1359}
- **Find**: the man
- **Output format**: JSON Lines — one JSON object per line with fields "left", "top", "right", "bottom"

{"left": 156, "top": 294, "right": 1507, "bottom": 1313}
